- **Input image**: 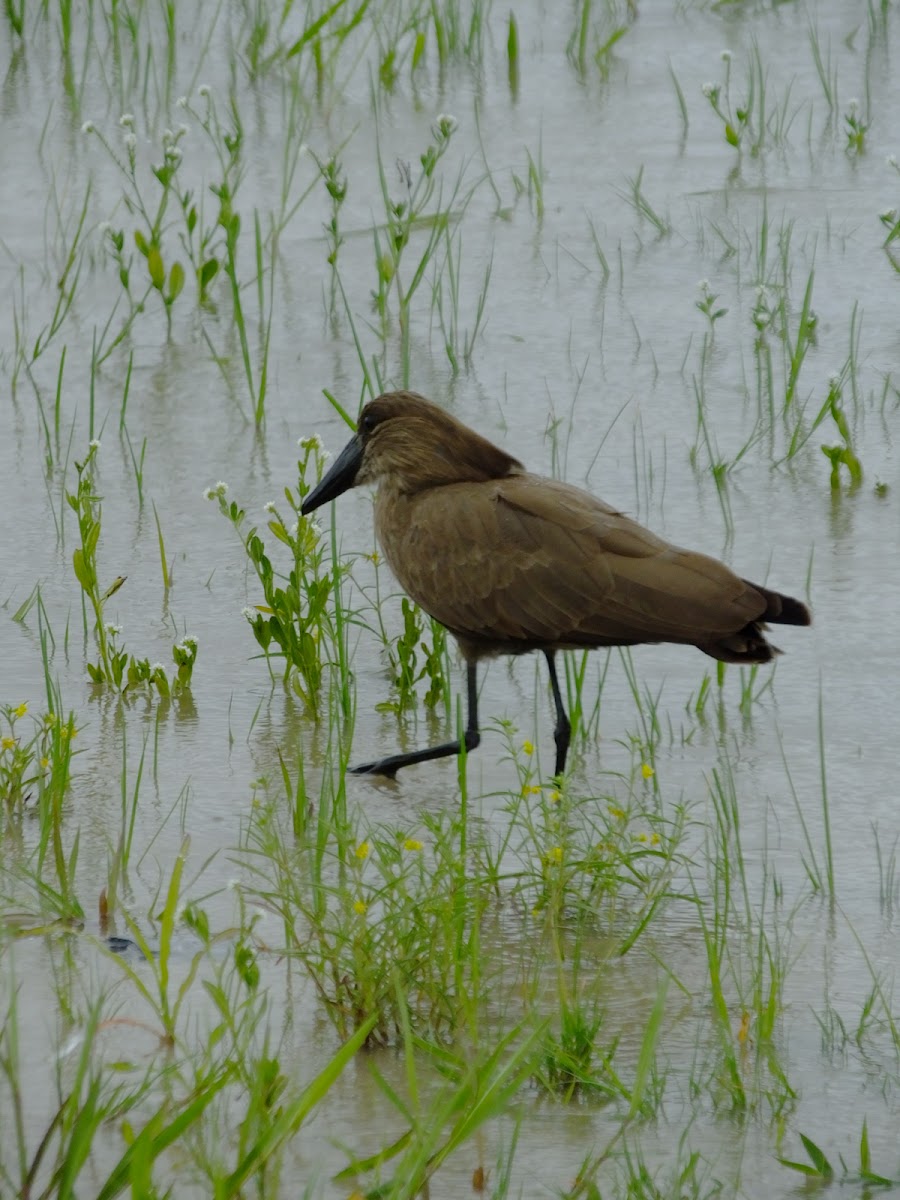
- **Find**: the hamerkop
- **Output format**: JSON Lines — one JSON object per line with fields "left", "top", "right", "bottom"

{"left": 302, "top": 391, "right": 810, "bottom": 778}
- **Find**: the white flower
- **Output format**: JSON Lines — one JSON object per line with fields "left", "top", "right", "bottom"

{"left": 308, "top": 519, "right": 323, "bottom": 538}
{"left": 847, "top": 97, "right": 859, "bottom": 113}
{"left": 720, "top": 49, "right": 732, "bottom": 62}
{"left": 879, "top": 208, "right": 898, "bottom": 222}
{"left": 124, "top": 132, "right": 137, "bottom": 150}
{"left": 241, "top": 607, "right": 258, "bottom": 621}
{"left": 178, "top": 123, "right": 189, "bottom": 137}
{"left": 89, "top": 438, "right": 101, "bottom": 450}
{"left": 298, "top": 433, "right": 324, "bottom": 451}
{"left": 119, "top": 113, "right": 134, "bottom": 127}
{"left": 198, "top": 83, "right": 211, "bottom": 98}
{"left": 697, "top": 279, "right": 710, "bottom": 291}
{"left": 98, "top": 221, "right": 112, "bottom": 235}
{"left": 436, "top": 112, "right": 458, "bottom": 136}
{"left": 701, "top": 82, "right": 716, "bottom": 99}
{"left": 163, "top": 127, "right": 175, "bottom": 143}
{"left": 298, "top": 142, "right": 309, "bottom": 157}
{"left": 828, "top": 373, "right": 841, "bottom": 390}
{"left": 165, "top": 146, "right": 182, "bottom": 163}
{"left": 105, "top": 623, "right": 122, "bottom": 637}
{"left": 204, "top": 480, "right": 228, "bottom": 500}
{"left": 151, "top": 662, "right": 165, "bottom": 673}
{"left": 289, "top": 521, "right": 299, "bottom": 538}
{"left": 215, "top": 480, "right": 228, "bottom": 494}
{"left": 182, "top": 635, "right": 198, "bottom": 648}
{"left": 264, "top": 501, "right": 276, "bottom": 513}
{"left": 81, "top": 120, "right": 94, "bottom": 134}
{"left": 176, "top": 95, "right": 188, "bottom": 108}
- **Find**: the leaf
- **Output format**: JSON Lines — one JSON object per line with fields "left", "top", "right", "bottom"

{"left": 799, "top": 1134, "right": 834, "bottom": 1179}
{"left": 168, "top": 260, "right": 185, "bottom": 302}
{"left": 72, "top": 548, "right": 94, "bottom": 593}
{"left": 200, "top": 257, "right": 219, "bottom": 289}
{"left": 147, "top": 246, "right": 165, "bottom": 290}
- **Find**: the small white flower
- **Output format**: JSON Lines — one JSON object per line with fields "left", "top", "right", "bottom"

{"left": 182, "top": 635, "right": 198, "bottom": 648}
{"left": 176, "top": 95, "right": 188, "bottom": 108}
{"left": 165, "top": 146, "right": 182, "bottom": 163}
{"left": 828, "top": 373, "right": 841, "bottom": 390}
{"left": 119, "top": 113, "right": 134, "bottom": 127}
{"left": 151, "top": 662, "right": 165, "bottom": 673}
{"left": 309, "top": 519, "right": 323, "bottom": 538}
{"left": 204, "top": 480, "right": 228, "bottom": 500}
{"left": 298, "top": 142, "right": 309, "bottom": 157}
{"left": 847, "top": 97, "right": 859, "bottom": 113}
{"left": 178, "top": 123, "right": 189, "bottom": 137}
{"left": 720, "top": 49, "right": 732, "bottom": 62}
{"left": 163, "top": 127, "right": 175, "bottom": 143}
{"left": 241, "top": 607, "right": 258, "bottom": 621}
{"left": 105, "top": 623, "right": 122, "bottom": 638}
{"left": 436, "top": 112, "right": 458, "bottom": 135}
{"left": 289, "top": 521, "right": 299, "bottom": 538}
{"left": 215, "top": 480, "right": 228, "bottom": 494}
{"left": 81, "top": 120, "right": 94, "bottom": 134}
{"left": 755, "top": 284, "right": 770, "bottom": 301}
{"left": 226, "top": 878, "right": 241, "bottom": 891}
{"left": 89, "top": 438, "right": 101, "bottom": 450}
{"left": 697, "top": 279, "right": 710, "bottom": 291}
{"left": 299, "top": 432, "right": 324, "bottom": 451}
{"left": 701, "top": 82, "right": 716, "bottom": 99}
{"left": 198, "top": 83, "right": 211, "bottom": 98}
{"left": 124, "top": 132, "right": 137, "bottom": 150}
{"left": 98, "top": 221, "right": 112, "bottom": 235}
{"left": 879, "top": 208, "right": 898, "bottom": 222}
{"left": 321, "top": 448, "right": 332, "bottom": 462}
{"left": 263, "top": 501, "right": 276, "bottom": 513}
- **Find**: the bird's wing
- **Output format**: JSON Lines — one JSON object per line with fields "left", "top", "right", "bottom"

{"left": 381, "top": 474, "right": 765, "bottom": 648}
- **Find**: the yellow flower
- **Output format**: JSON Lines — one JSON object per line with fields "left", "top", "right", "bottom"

{"left": 651, "top": 832, "right": 660, "bottom": 845}
{"left": 1, "top": 737, "right": 15, "bottom": 751}
{"left": 549, "top": 790, "right": 561, "bottom": 804}
{"left": 354, "top": 841, "right": 370, "bottom": 860}
{"left": 40, "top": 757, "right": 50, "bottom": 769}
{"left": 44, "top": 712, "right": 57, "bottom": 726}
{"left": 641, "top": 762, "right": 654, "bottom": 779}
{"left": 522, "top": 740, "right": 534, "bottom": 756}
{"left": 521, "top": 784, "right": 541, "bottom": 796}
{"left": 608, "top": 805, "right": 625, "bottom": 820}
{"left": 353, "top": 900, "right": 367, "bottom": 915}
{"left": 634, "top": 832, "right": 648, "bottom": 843}
{"left": 546, "top": 845, "right": 563, "bottom": 864}
{"left": 13, "top": 702, "right": 27, "bottom": 718}
{"left": 403, "top": 838, "right": 423, "bottom": 852}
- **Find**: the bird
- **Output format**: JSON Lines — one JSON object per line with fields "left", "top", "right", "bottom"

{"left": 301, "top": 391, "right": 811, "bottom": 779}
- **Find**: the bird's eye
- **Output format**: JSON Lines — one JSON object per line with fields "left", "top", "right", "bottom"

{"left": 359, "top": 409, "right": 378, "bottom": 434}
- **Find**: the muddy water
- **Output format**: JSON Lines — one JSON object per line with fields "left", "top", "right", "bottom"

{"left": 2, "top": 1, "right": 900, "bottom": 1194}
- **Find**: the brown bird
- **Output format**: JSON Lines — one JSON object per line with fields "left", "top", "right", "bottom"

{"left": 301, "top": 391, "right": 810, "bottom": 778}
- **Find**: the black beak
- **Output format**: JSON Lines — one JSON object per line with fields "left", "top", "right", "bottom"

{"left": 301, "top": 432, "right": 363, "bottom": 514}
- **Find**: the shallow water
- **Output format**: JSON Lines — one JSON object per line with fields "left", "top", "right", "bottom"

{"left": 2, "top": 0, "right": 900, "bottom": 1194}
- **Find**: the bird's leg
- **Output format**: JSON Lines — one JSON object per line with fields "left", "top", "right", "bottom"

{"left": 350, "top": 660, "right": 481, "bottom": 778}
{"left": 544, "top": 651, "right": 571, "bottom": 777}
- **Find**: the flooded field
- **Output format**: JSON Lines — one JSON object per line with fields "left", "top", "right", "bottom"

{"left": 2, "top": 1, "right": 900, "bottom": 1196}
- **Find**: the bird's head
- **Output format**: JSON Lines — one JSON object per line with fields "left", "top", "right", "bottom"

{"left": 301, "top": 391, "right": 522, "bottom": 514}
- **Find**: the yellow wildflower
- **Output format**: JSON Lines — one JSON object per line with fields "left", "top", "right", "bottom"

{"left": 1, "top": 737, "right": 15, "bottom": 751}
{"left": 549, "top": 790, "right": 561, "bottom": 804}
{"left": 353, "top": 900, "right": 367, "bottom": 915}
{"left": 40, "top": 757, "right": 50, "bottom": 769}
{"left": 651, "top": 832, "right": 660, "bottom": 845}
{"left": 641, "top": 762, "right": 654, "bottom": 779}
{"left": 13, "top": 702, "right": 27, "bottom": 718}
{"left": 522, "top": 740, "right": 534, "bottom": 756}
{"left": 354, "top": 841, "right": 370, "bottom": 860}
{"left": 403, "top": 838, "right": 423, "bottom": 852}
{"left": 522, "top": 784, "right": 541, "bottom": 796}
{"left": 608, "top": 805, "right": 625, "bottom": 820}
{"left": 546, "top": 845, "right": 563, "bottom": 864}
{"left": 634, "top": 833, "right": 648, "bottom": 843}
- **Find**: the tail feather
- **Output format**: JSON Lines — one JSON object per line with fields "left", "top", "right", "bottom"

{"left": 743, "top": 580, "right": 811, "bottom": 627}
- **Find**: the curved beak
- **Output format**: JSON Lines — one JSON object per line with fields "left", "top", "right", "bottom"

{"left": 301, "top": 432, "right": 363, "bottom": 514}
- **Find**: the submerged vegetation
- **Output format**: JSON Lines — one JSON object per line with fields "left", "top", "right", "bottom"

{"left": 2, "top": 0, "right": 899, "bottom": 1196}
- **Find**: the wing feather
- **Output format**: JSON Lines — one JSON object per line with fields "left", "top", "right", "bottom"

{"left": 376, "top": 473, "right": 765, "bottom": 651}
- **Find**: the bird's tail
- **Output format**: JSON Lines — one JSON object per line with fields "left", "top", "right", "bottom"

{"left": 700, "top": 583, "right": 811, "bottom": 664}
